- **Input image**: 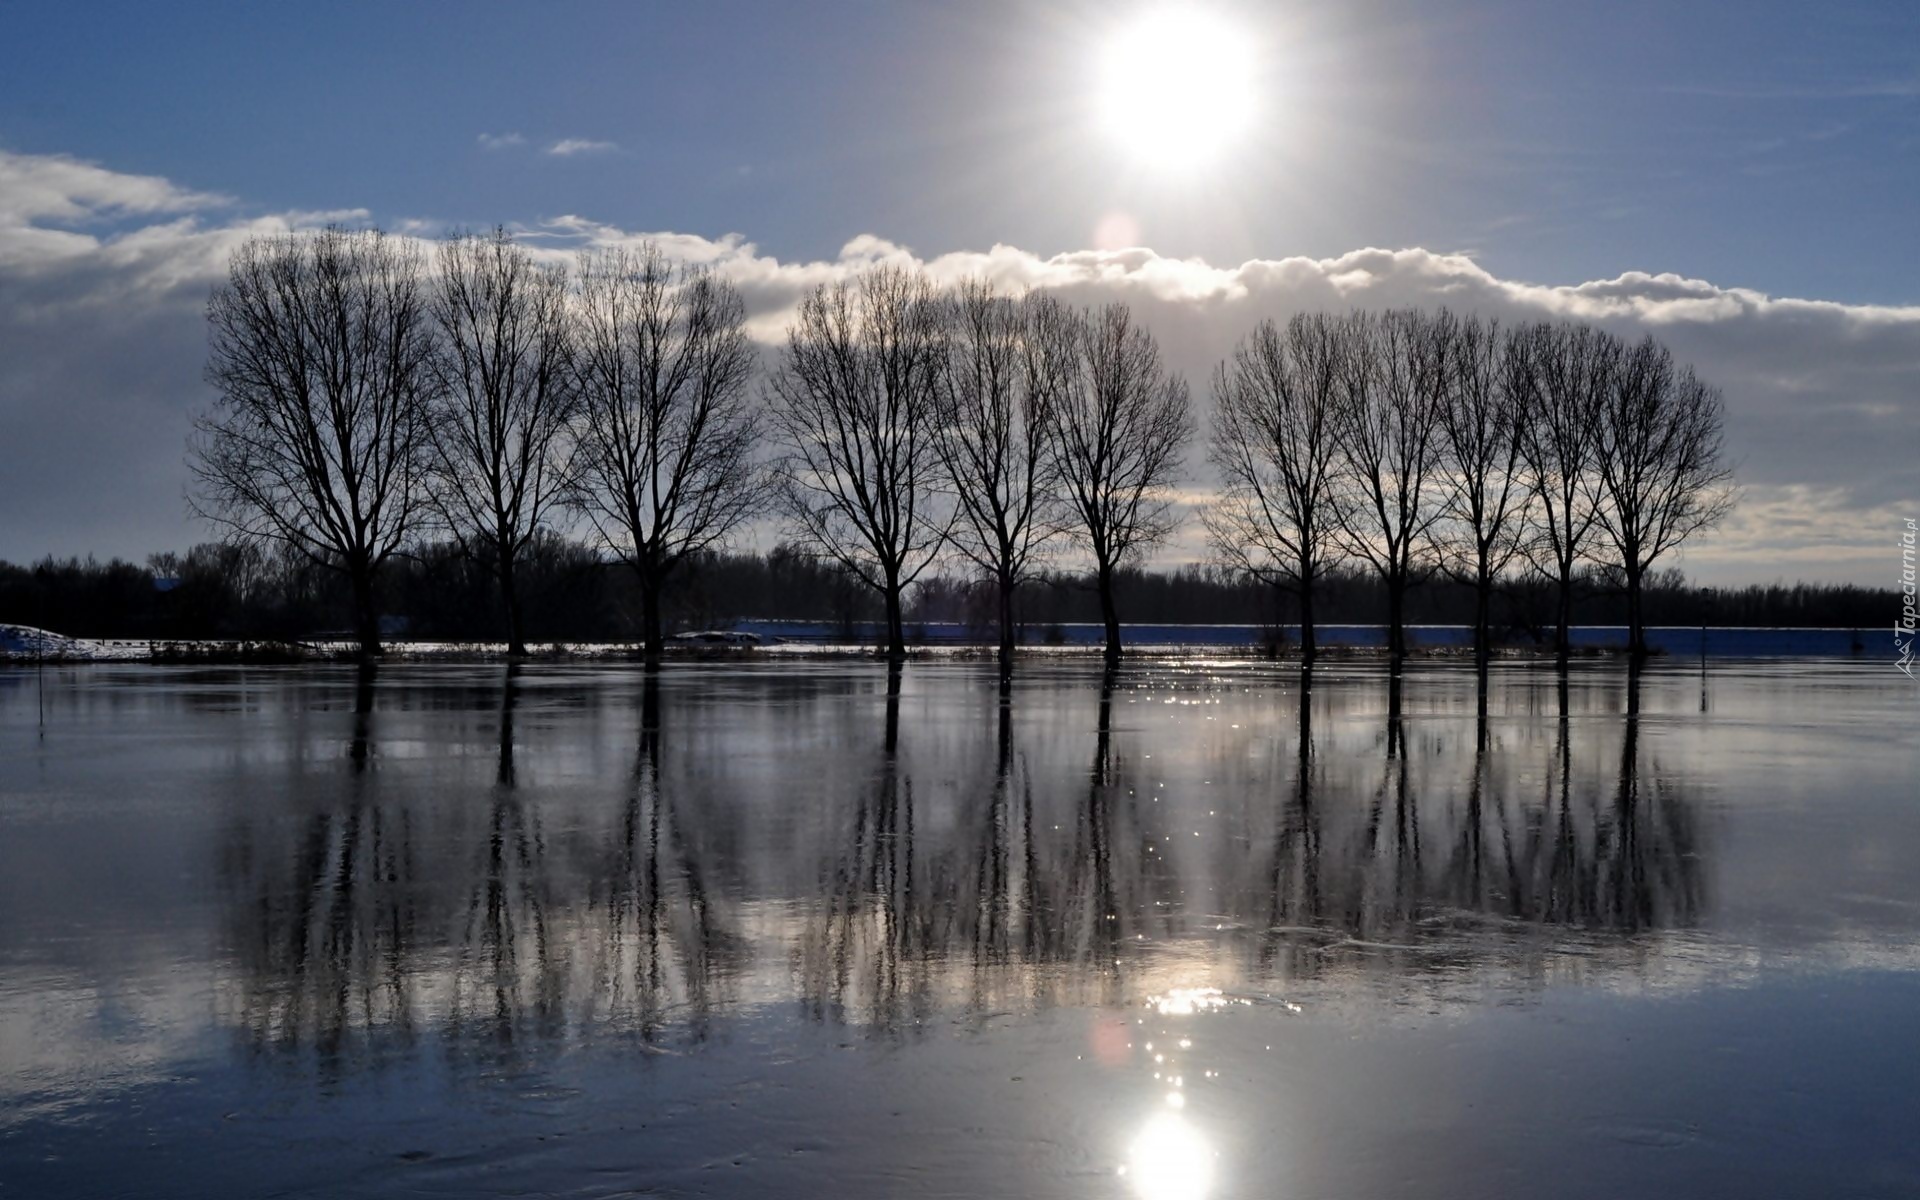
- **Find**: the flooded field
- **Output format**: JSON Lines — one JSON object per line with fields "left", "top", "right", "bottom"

{"left": 1, "top": 659, "right": 1916, "bottom": 1198}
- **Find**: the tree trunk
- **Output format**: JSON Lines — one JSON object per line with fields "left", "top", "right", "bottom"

{"left": 499, "top": 549, "right": 527, "bottom": 658}
{"left": 1097, "top": 561, "right": 1121, "bottom": 663}
{"left": 1385, "top": 569, "right": 1406, "bottom": 669}
{"left": 1474, "top": 561, "right": 1492, "bottom": 669}
{"left": 640, "top": 576, "right": 664, "bottom": 667}
{"left": 349, "top": 557, "right": 382, "bottom": 658}
{"left": 997, "top": 570, "right": 1016, "bottom": 666}
{"left": 1554, "top": 563, "right": 1574, "bottom": 666}
{"left": 1299, "top": 571, "right": 1317, "bottom": 668}
{"left": 883, "top": 568, "right": 906, "bottom": 662}
{"left": 1626, "top": 559, "right": 1646, "bottom": 660}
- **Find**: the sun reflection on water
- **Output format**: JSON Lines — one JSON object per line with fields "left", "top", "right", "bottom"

{"left": 1118, "top": 988, "right": 1235, "bottom": 1198}
{"left": 1123, "top": 1111, "right": 1215, "bottom": 1200}
{"left": 1147, "top": 987, "right": 1238, "bottom": 1016}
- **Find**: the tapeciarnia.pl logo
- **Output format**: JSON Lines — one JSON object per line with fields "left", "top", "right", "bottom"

{"left": 1899, "top": 517, "right": 1917, "bottom": 678}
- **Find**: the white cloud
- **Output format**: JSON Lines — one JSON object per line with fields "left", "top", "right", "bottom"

{"left": 0, "top": 147, "right": 1914, "bottom": 583}
{"left": 477, "top": 132, "right": 526, "bottom": 151}
{"left": 0, "top": 149, "right": 225, "bottom": 225}
{"left": 0, "top": 149, "right": 229, "bottom": 272}
{"left": 546, "top": 138, "right": 618, "bottom": 157}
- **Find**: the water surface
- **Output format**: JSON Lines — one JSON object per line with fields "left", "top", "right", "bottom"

{"left": 2, "top": 659, "right": 1916, "bottom": 1198}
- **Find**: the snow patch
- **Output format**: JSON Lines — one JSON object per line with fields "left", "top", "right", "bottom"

{"left": 0, "top": 624, "right": 144, "bottom": 661}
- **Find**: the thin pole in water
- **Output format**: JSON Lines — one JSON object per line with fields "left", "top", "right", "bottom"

{"left": 1698, "top": 586, "right": 1711, "bottom": 667}
{"left": 37, "top": 586, "right": 47, "bottom": 736}
{"left": 1698, "top": 586, "right": 1711, "bottom": 714}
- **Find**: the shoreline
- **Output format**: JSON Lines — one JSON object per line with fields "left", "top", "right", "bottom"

{"left": 0, "top": 636, "right": 1880, "bottom": 667}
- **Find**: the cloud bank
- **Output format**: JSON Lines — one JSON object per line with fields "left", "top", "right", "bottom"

{"left": 1, "top": 148, "right": 1913, "bottom": 584}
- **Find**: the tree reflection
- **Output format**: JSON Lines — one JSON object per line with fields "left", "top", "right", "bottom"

{"left": 586, "top": 670, "right": 745, "bottom": 1043}
{"left": 1236, "top": 664, "right": 1706, "bottom": 984}
{"left": 220, "top": 665, "right": 419, "bottom": 1071}
{"left": 1077, "top": 667, "right": 1123, "bottom": 994}
{"left": 444, "top": 665, "right": 564, "bottom": 1055}
{"left": 795, "top": 664, "right": 934, "bottom": 1029}
{"left": 348, "top": 661, "right": 375, "bottom": 771}
{"left": 215, "top": 663, "right": 1711, "bottom": 1068}
{"left": 1253, "top": 668, "right": 1323, "bottom": 977}
{"left": 1037, "top": 667, "right": 1186, "bottom": 1003}
{"left": 220, "top": 665, "right": 745, "bottom": 1069}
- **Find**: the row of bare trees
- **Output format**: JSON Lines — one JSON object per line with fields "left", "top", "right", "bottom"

{"left": 771, "top": 270, "right": 1192, "bottom": 661}
{"left": 195, "top": 228, "right": 767, "bottom": 659}
{"left": 192, "top": 229, "right": 1194, "bottom": 662}
{"left": 1207, "top": 310, "right": 1732, "bottom": 664}
{"left": 191, "top": 228, "right": 1727, "bottom": 665}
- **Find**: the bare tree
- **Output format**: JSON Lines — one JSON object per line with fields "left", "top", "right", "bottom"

{"left": 1591, "top": 335, "right": 1734, "bottom": 657}
{"left": 568, "top": 244, "right": 762, "bottom": 662}
{"left": 1516, "top": 322, "right": 1613, "bottom": 663}
{"left": 192, "top": 227, "right": 434, "bottom": 656}
{"left": 424, "top": 229, "right": 576, "bottom": 657}
{"left": 1051, "top": 303, "right": 1193, "bottom": 662}
{"left": 1204, "top": 314, "right": 1346, "bottom": 665}
{"left": 1436, "top": 314, "right": 1530, "bottom": 667}
{"left": 931, "top": 282, "right": 1076, "bottom": 664}
{"left": 769, "top": 266, "right": 949, "bottom": 660}
{"left": 1330, "top": 308, "right": 1450, "bottom": 667}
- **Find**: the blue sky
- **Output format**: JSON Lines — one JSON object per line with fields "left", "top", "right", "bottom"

{"left": 1, "top": 1, "right": 1917, "bottom": 580}
{"left": 6, "top": 0, "right": 1916, "bottom": 301}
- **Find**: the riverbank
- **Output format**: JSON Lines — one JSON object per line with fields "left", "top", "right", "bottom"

{"left": 1, "top": 622, "right": 1882, "bottom": 665}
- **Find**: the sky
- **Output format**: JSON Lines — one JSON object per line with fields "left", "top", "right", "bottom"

{"left": 2, "top": 0, "right": 1917, "bottom": 584}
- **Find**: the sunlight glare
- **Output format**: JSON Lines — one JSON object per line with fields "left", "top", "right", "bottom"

{"left": 1125, "top": 1111, "right": 1216, "bottom": 1200}
{"left": 1097, "top": 9, "right": 1256, "bottom": 170}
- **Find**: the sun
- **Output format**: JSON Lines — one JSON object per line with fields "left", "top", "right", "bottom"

{"left": 1096, "top": 9, "right": 1257, "bottom": 171}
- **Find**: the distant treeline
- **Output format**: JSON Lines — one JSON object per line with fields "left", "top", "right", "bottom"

{"left": 0, "top": 541, "right": 1895, "bottom": 645}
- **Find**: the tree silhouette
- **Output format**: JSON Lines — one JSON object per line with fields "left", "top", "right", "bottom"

{"left": 1436, "top": 314, "right": 1530, "bottom": 666}
{"left": 1330, "top": 309, "right": 1449, "bottom": 668}
{"left": 1591, "top": 337, "right": 1734, "bottom": 658}
{"left": 424, "top": 229, "right": 577, "bottom": 657}
{"left": 1050, "top": 304, "right": 1192, "bottom": 662}
{"left": 192, "top": 228, "right": 436, "bottom": 656}
{"left": 567, "top": 244, "right": 763, "bottom": 662}
{"left": 1206, "top": 314, "right": 1347, "bottom": 664}
{"left": 931, "top": 282, "right": 1075, "bottom": 664}
{"left": 769, "top": 266, "right": 949, "bottom": 660}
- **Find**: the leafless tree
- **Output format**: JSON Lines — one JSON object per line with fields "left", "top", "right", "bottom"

{"left": 1204, "top": 314, "right": 1347, "bottom": 665}
{"left": 1330, "top": 308, "right": 1450, "bottom": 667}
{"left": 1591, "top": 335, "right": 1734, "bottom": 657}
{"left": 1435, "top": 314, "right": 1531, "bottom": 667}
{"left": 1050, "top": 303, "right": 1193, "bottom": 661}
{"left": 1515, "top": 322, "right": 1613, "bottom": 662}
{"left": 568, "top": 244, "right": 762, "bottom": 661}
{"left": 768, "top": 266, "right": 949, "bottom": 660}
{"left": 932, "top": 281, "right": 1076, "bottom": 663}
{"left": 192, "top": 227, "right": 435, "bottom": 656}
{"left": 424, "top": 229, "right": 576, "bottom": 657}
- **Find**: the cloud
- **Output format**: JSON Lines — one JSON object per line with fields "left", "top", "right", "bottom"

{"left": 0, "top": 150, "right": 225, "bottom": 225}
{"left": 477, "top": 132, "right": 526, "bottom": 151}
{"left": 545, "top": 138, "right": 618, "bottom": 157}
{"left": 0, "top": 149, "right": 229, "bottom": 272}
{"left": 0, "top": 147, "right": 1915, "bottom": 584}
